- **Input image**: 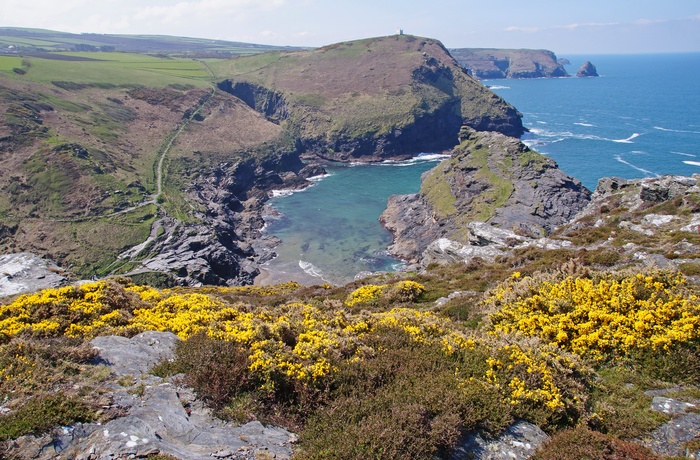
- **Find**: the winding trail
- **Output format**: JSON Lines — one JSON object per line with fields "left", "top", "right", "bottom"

{"left": 57, "top": 63, "right": 217, "bottom": 223}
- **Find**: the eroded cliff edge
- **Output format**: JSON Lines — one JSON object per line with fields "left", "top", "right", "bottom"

{"left": 380, "top": 128, "right": 591, "bottom": 264}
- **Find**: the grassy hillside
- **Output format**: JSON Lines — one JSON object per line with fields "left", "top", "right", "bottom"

{"left": 210, "top": 34, "right": 524, "bottom": 159}
{"left": 0, "top": 34, "right": 525, "bottom": 281}
{"left": 0, "top": 49, "right": 285, "bottom": 277}
{"left": 0, "top": 27, "right": 298, "bottom": 56}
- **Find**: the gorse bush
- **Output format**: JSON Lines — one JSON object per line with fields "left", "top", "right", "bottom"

{"left": 486, "top": 270, "right": 700, "bottom": 362}
{"left": 345, "top": 280, "right": 425, "bottom": 307}
{"left": 2, "top": 268, "right": 698, "bottom": 457}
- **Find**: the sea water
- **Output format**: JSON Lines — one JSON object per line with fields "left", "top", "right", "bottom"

{"left": 261, "top": 53, "right": 700, "bottom": 285}
{"left": 260, "top": 155, "right": 447, "bottom": 285}
{"left": 489, "top": 53, "right": 700, "bottom": 190}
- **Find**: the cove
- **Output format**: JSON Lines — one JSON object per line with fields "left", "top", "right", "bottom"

{"left": 258, "top": 155, "right": 447, "bottom": 285}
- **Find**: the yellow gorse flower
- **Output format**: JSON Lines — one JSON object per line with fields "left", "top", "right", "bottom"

{"left": 487, "top": 270, "right": 700, "bottom": 360}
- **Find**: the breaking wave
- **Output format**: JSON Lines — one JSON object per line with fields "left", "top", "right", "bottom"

{"left": 299, "top": 260, "right": 324, "bottom": 279}
{"left": 654, "top": 126, "right": 700, "bottom": 134}
{"left": 615, "top": 154, "right": 658, "bottom": 177}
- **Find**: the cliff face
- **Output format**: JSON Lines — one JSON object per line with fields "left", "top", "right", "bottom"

{"left": 380, "top": 129, "right": 591, "bottom": 263}
{"left": 450, "top": 48, "right": 569, "bottom": 79}
{"left": 214, "top": 35, "right": 524, "bottom": 161}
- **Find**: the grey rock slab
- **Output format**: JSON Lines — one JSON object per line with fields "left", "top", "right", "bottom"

{"left": 91, "top": 331, "right": 180, "bottom": 377}
{"left": 0, "top": 252, "right": 65, "bottom": 297}
{"left": 645, "top": 413, "right": 700, "bottom": 458}
{"left": 651, "top": 396, "right": 698, "bottom": 415}
{"left": 449, "top": 420, "right": 549, "bottom": 460}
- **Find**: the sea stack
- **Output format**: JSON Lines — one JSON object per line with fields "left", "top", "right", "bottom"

{"left": 577, "top": 61, "right": 599, "bottom": 77}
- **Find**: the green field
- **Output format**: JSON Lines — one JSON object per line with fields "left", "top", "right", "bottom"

{"left": 0, "top": 52, "right": 213, "bottom": 87}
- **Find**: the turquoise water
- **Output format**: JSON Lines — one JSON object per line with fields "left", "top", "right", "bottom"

{"left": 262, "top": 53, "right": 700, "bottom": 285}
{"left": 261, "top": 156, "right": 446, "bottom": 285}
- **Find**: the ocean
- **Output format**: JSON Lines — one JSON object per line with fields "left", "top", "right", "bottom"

{"left": 489, "top": 53, "right": 700, "bottom": 190}
{"left": 260, "top": 53, "right": 700, "bottom": 285}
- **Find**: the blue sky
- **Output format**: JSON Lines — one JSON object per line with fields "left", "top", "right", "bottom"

{"left": 2, "top": 0, "right": 699, "bottom": 54}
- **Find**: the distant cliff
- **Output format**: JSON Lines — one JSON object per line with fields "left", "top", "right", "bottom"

{"left": 449, "top": 48, "right": 568, "bottom": 79}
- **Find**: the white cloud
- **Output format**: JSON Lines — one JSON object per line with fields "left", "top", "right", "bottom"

{"left": 133, "top": 0, "right": 287, "bottom": 25}
{"left": 505, "top": 21, "right": 620, "bottom": 33}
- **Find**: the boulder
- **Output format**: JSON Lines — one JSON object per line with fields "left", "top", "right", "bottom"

{"left": 449, "top": 420, "right": 549, "bottom": 460}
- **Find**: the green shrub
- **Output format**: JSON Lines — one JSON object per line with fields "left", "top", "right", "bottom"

{"left": 588, "top": 367, "right": 669, "bottom": 439}
{"left": 172, "top": 332, "right": 252, "bottom": 410}
{"left": 0, "top": 394, "right": 96, "bottom": 441}
{"left": 298, "top": 327, "right": 510, "bottom": 460}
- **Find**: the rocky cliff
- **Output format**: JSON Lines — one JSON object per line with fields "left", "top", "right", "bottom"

{"left": 380, "top": 128, "right": 591, "bottom": 263}
{"left": 449, "top": 48, "right": 569, "bottom": 79}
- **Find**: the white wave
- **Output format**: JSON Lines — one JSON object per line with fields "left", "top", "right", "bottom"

{"left": 488, "top": 85, "right": 510, "bottom": 90}
{"left": 271, "top": 189, "right": 295, "bottom": 197}
{"left": 536, "top": 121, "right": 548, "bottom": 125}
{"left": 612, "top": 133, "right": 641, "bottom": 143}
{"left": 654, "top": 126, "right": 700, "bottom": 135}
{"left": 672, "top": 151, "right": 697, "bottom": 158}
{"left": 299, "top": 260, "right": 324, "bottom": 278}
{"left": 379, "top": 153, "right": 450, "bottom": 167}
{"left": 615, "top": 154, "right": 659, "bottom": 177}
{"left": 683, "top": 161, "right": 700, "bottom": 167}
{"left": 308, "top": 173, "right": 333, "bottom": 182}
{"left": 574, "top": 122, "right": 595, "bottom": 127}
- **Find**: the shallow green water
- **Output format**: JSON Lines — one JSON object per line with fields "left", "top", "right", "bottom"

{"left": 261, "top": 156, "right": 446, "bottom": 285}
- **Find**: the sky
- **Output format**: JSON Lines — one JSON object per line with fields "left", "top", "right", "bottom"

{"left": 2, "top": 0, "right": 699, "bottom": 54}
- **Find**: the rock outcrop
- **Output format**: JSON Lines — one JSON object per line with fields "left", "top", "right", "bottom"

{"left": 576, "top": 61, "right": 598, "bottom": 77}
{"left": 5, "top": 332, "right": 298, "bottom": 460}
{"left": 449, "top": 420, "right": 549, "bottom": 460}
{"left": 450, "top": 48, "right": 569, "bottom": 79}
{"left": 119, "top": 155, "right": 324, "bottom": 287}
{"left": 380, "top": 129, "right": 591, "bottom": 264}
{"left": 401, "top": 173, "right": 700, "bottom": 270}
{"left": 0, "top": 252, "right": 66, "bottom": 297}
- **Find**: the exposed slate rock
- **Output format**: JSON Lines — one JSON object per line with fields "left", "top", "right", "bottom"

{"left": 7, "top": 332, "right": 297, "bottom": 460}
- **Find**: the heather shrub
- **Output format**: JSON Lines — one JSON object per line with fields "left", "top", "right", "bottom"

{"left": 532, "top": 425, "right": 661, "bottom": 460}
{"left": 298, "top": 327, "right": 510, "bottom": 460}
{"left": 171, "top": 332, "right": 252, "bottom": 410}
